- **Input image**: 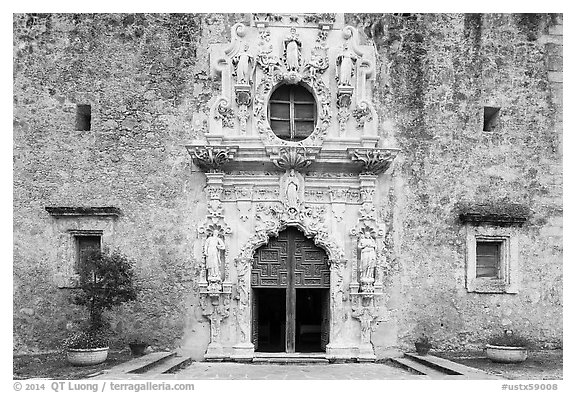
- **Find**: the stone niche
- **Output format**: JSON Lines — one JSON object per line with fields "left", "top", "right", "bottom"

{"left": 186, "top": 13, "right": 399, "bottom": 362}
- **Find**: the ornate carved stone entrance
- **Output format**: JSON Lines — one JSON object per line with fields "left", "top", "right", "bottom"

{"left": 251, "top": 227, "right": 330, "bottom": 353}
{"left": 187, "top": 13, "right": 399, "bottom": 362}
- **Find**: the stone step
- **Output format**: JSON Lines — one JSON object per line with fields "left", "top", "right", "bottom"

{"left": 389, "top": 357, "right": 447, "bottom": 378}
{"left": 253, "top": 353, "right": 329, "bottom": 364}
{"left": 405, "top": 353, "right": 503, "bottom": 379}
{"left": 143, "top": 356, "right": 194, "bottom": 377}
{"left": 92, "top": 352, "right": 176, "bottom": 378}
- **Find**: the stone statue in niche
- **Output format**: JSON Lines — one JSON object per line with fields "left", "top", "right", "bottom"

{"left": 285, "top": 169, "right": 300, "bottom": 209}
{"left": 234, "top": 44, "right": 254, "bottom": 85}
{"left": 284, "top": 27, "right": 301, "bottom": 72}
{"left": 204, "top": 229, "right": 225, "bottom": 282}
{"left": 358, "top": 232, "right": 377, "bottom": 284}
{"left": 337, "top": 44, "right": 357, "bottom": 86}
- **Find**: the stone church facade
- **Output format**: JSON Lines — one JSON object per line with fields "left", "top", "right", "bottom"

{"left": 13, "top": 13, "right": 563, "bottom": 361}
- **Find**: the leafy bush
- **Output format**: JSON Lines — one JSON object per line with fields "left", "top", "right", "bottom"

{"left": 74, "top": 249, "right": 138, "bottom": 329}
{"left": 64, "top": 330, "right": 109, "bottom": 350}
{"left": 415, "top": 335, "right": 431, "bottom": 346}
{"left": 488, "top": 330, "right": 531, "bottom": 347}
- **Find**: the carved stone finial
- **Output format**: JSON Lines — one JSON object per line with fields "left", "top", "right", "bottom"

{"left": 187, "top": 145, "right": 238, "bottom": 173}
{"left": 347, "top": 148, "right": 399, "bottom": 175}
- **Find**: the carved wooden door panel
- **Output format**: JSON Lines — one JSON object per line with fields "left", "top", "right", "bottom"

{"left": 252, "top": 227, "right": 330, "bottom": 352}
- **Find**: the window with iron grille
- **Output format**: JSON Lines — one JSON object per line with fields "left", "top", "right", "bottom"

{"left": 268, "top": 84, "right": 316, "bottom": 142}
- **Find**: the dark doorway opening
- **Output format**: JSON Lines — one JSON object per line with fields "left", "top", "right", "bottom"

{"left": 296, "top": 288, "right": 328, "bottom": 353}
{"left": 252, "top": 227, "right": 330, "bottom": 353}
{"left": 255, "top": 288, "right": 286, "bottom": 352}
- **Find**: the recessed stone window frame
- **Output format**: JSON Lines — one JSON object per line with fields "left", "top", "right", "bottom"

{"left": 45, "top": 207, "right": 120, "bottom": 288}
{"left": 463, "top": 223, "right": 521, "bottom": 295}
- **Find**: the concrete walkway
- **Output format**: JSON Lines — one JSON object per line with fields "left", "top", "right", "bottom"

{"left": 99, "top": 361, "right": 427, "bottom": 380}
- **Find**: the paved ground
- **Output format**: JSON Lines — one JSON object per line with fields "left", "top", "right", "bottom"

{"left": 103, "top": 362, "right": 427, "bottom": 380}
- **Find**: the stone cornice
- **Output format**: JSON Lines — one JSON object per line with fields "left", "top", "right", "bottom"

{"left": 457, "top": 202, "right": 530, "bottom": 227}
{"left": 459, "top": 213, "right": 528, "bottom": 227}
{"left": 45, "top": 207, "right": 121, "bottom": 217}
{"left": 347, "top": 148, "right": 399, "bottom": 175}
{"left": 186, "top": 145, "right": 239, "bottom": 173}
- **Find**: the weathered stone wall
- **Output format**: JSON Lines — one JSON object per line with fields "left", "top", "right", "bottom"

{"left": 13, "top": 13, "right": 248, "bottom": 358}
{"left": 13, "top": 13, "right": 562, "bottom": 357}
{"left": 347, "top": 13, "right": 563, "bottom": 353}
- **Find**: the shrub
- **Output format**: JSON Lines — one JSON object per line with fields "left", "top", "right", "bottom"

{"left": 64, "top": 329, "right": 109, "bottom": 350}
{"left": 74, "top": 249, "right": 139, "bottom": 329}
{"left": 488, "top": 330, "right": 531, "bottom": 347}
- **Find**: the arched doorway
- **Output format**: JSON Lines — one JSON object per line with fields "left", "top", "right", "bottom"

{"left": 251, "top": 227, "right": 330, "bottom": 353}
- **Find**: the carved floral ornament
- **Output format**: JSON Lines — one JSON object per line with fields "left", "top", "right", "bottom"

{"left": 186, "top": 145, "right": 238, "bottom": 172}
{"left": 348, "top": 148, "right": 400, "bottom": 175}
{"left": 238, "top": 203, "right": 344, "bottom": 261}
{"left": 253, "top": 24, "right": 332, "bottom": 147}
{"left": 265, "top": 145, "right": 321, "bottom": 171}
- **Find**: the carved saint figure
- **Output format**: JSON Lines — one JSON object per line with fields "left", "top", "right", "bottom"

{"left": 236, "top": 44, "right": 253, "bottom": 85}
{"left": 358, "top": 232, "right": 377, "bottom": 282}
{"left": 286, "top": 169, "right": 299, "bottom": 209}
{"left": 338, "top": 46, "right": 356, "bottom": 86}
{"left": 286, "top": 40, "right": 299, "bottom": 71}
{"left": 204, "top": 229, "right": 225, "bottom": 282}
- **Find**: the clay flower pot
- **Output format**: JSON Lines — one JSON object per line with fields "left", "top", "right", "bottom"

{"left": 415, "top": 342, "right": 432, "bottom": 356}
{"left": 486, "top": 344, "right": 528, "bottom": 363}
{"left": 129, "top": 342, "right": 148, "bottom": 356}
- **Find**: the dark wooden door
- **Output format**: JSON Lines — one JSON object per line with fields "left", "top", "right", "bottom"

{"left": 252, "top": 227, "right": 330, "bottom": 353}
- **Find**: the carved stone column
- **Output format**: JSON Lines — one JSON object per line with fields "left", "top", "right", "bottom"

{"left": 201, "top": 292, "right": 231, "bottom": 361}
{"left": 231, "top": 257, "right": 255, "bottom": 361}
{"left": 326, "top": 258, "right": 355, "bottom": 362}
{"left": 350, "top": 293, "right": 383, "bottom": 362}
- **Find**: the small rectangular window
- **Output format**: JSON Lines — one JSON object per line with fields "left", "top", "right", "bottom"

{"left": 483, "top": 106, "right": 500, "bottom": 131}
{"left": 476, "top": 241, "right": 500, "bottom": 278}
{"left": 75, "top": 235, "right": 101, "bottom": 272}
{"left": 76, "top": 104, "right": 92, "bottom": 131}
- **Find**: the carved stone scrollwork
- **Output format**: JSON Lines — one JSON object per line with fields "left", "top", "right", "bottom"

{"left": 238, "top": 202, "right": 344, "bottom": 261}
{"left": 187, "top": 145, "right": 238, "bottom": 173}
{"left": 266, "top": 145, "right": 321, "bottom": 171}
{"left": 234, "top": 257, "right": 251, "bottom": 343}
{"left": 201, "top": 292, "right": 231, "bottom": 360}
{"left": 214, "top": 98, "right": 235, "bottom": 129}
{"left": 337, "top": 86, "right": 353, "bottom": 135}
{"left": 347, "top": 148, "right": 399, "bottom": 175}
{"left": 329, "top": 258, "right": 348, "bottom": 343}
{"left": 352, "top": 104, "right": 373, "bottom": 129}
{"left": 350, "top": 294, "right": 390, "bottom": 361}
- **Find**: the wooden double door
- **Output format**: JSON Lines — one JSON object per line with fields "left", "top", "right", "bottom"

{"left": 251, "top": 227, "right": 330, "bottom": 353}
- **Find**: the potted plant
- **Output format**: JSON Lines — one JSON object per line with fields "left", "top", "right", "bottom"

{"left": 127, "top": 335, "right": 150, "bottom": 357}
{"left": 486, "top": 330, "right": 530, "bottom": 363}
{"left": 64, "top": 329, "right": 110, "bottom": 366}
{"left": 65, "top": 249, "right": 138, "bottom": 366}
{"left": 414, "top": 335, "right": 432, "bottom": 355}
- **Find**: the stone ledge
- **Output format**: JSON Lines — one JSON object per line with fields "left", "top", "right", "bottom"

{"left": 45, "top": 206, "right": 121, "bottom": 217}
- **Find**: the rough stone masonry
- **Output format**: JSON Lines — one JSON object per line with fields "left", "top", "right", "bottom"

{"left": 13, "top": 13, "right": 562, "bottom": 360}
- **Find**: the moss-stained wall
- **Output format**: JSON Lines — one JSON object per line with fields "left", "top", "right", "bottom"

{"left": 13, "top": 13, "right": 562, "bottom": 356}
{"left": 348, "top": 13, "right": 562, "bottom": 352}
